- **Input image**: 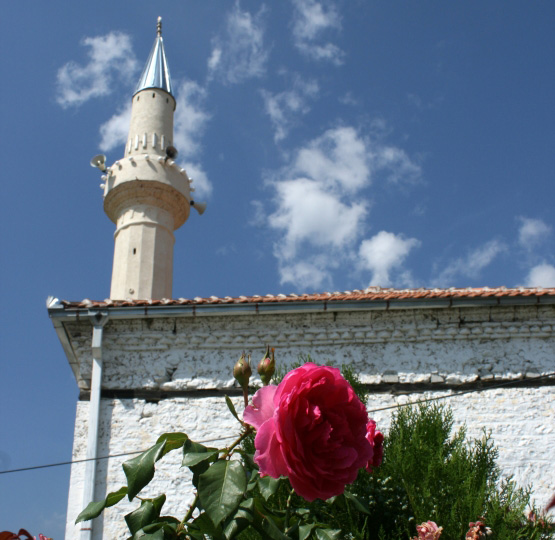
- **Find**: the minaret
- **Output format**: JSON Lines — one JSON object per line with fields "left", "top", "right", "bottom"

{"left": 99, "top": 17, "right": 202, "bottom": 300}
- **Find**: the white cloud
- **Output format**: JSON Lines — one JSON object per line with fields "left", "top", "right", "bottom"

{"left": 182, "top": 161, "right": 212, "bottom": 199}
{"left": 208, "top": 3, "right": 268, "bottom": 84}
{"left": 99, "top": 103, "right": 131, "bottom": 152}
{"left": 525, "top": 263, "right": 555, "bottom": 287}
{"left": 436, "top": 239, "right": 506, "bottom": 286}
{"left": 173, "top": 80, "right": 210, "bottom": 159}
{"left": 261, "top": 77, "right": 319, "bottom": 141}
{"left": 518, "top": 217, "right": 552, "bottom": 249}
{"left": 261, "top": 125, "right": 421, "bottom": 289}
{"left": 291, "top": 0, "right": 344, "bottom": 65}
{"left": 269, "top": 178, "right": 367, "bottom": 260}
{"left": 359, "top": 231, "right": 420, "bottom": 286}
{"left": 293, "top": 127, "right": 370, "bottom": 192}
{"left": 207, "top": 47, "right": 222, "bottom": 72}
{"left": 279, "top": 260, "right": 332, "bottom": 290}
{"left": 371, "top": 145, "right": 422, "bottom": 184}
{"left": 56, "top": 32, "right": 137, "bottom": 108}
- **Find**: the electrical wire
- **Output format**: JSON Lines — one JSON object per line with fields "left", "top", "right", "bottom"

{"left": 1, "top": 373, "right": 553, "bottom": 476}
{"left": 0, "top": 436, "right": 235, "bottom": 476}
{"left": 367, "top": 371, "right": 555, "bottom": 414}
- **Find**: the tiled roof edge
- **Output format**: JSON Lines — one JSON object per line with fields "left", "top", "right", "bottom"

{"left": 57, "top": 287, "right": 555, "bottom": 309}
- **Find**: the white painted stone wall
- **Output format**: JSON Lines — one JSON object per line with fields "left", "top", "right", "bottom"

{"left": 65, "top": 388, "right": 555, "bottom": 539}
{"left": 62, "top": 303, "right": 555, "bottom": 538}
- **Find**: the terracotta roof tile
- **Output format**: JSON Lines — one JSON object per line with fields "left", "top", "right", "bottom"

{"left": 57, "top": 286, "right": 555, "bottom": 309}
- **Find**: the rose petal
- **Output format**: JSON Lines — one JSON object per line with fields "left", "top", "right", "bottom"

{"left": 253, "top": 417, "right": 288, "bottom": 478}
{"left": 243, "top": 385, "right": 277, "bottom": 430}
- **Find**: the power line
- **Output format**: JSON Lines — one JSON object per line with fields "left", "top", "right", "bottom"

{"left": 0, "top": 436, "right": 235, "bottom": 476}
{"left": 1, "top": 373, "right": 554, "bottom": 476}
{"left": 367, "top": 371, "right": 555, "bottom": 414}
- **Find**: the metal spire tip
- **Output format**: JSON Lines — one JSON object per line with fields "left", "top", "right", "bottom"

{"left": 157, "top": 16, "right": 162, "bottom": 36}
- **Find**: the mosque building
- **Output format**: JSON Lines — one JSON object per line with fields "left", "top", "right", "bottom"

{"left": 48, "top": 18, "right": 555, "bottom": 539}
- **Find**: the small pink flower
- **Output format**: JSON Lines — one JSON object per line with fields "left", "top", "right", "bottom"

{"left": 365, "top": 419, "right": 384, "bottom": 472}
{"left": 244, "top": 363, "right": 379, "bottom": 501}
{"left": 465, "top": 521, "right": 492, "bottom": 539}
{"left": 414, "top": 521, "right": 443, "bottom": 540}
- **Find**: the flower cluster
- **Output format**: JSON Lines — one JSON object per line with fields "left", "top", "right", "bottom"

{"left": 0, "top": 531, "right": 52, "bottom": 540}
{"left": 244, "top": 362, "right": 383, "bottom": 501}
{"left": 465, "top": 520, "right": 492, "bottom": 539}
{"left": 412, "top": 521, "right": 443, "bottom": 540}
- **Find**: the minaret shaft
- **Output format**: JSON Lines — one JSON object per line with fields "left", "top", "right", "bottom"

{"left": 110, "top": 204, "right": 175, "bottom": 299}
{"left": 103, "top": 20, "right": 191, "bottom": 300}
{"left": 126, "top": 89, "right": 175, "bottom": 158}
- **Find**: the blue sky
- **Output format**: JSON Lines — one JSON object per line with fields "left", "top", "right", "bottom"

{"left": 1, "top": 1, "right": 554, "bottom": 536}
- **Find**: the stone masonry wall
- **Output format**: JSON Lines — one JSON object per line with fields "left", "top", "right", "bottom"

{"left": 66, "top": 387, "right": 555, "bottom": 539}
{"left": 63, "top": 303, "right": 555, "bottom": 538}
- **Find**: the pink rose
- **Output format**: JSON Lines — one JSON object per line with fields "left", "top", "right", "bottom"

{"left": 415, "top": 521, "right": 443, "bottom": 540}
{"left": 365, "top": 419, "right": 384, "bottom": 472}
{"left": 244, "top": 363, "right": 378, "bottom": 501}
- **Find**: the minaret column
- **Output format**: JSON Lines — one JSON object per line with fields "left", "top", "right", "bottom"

{"left": 102, "top": 17, "right": 193, "bottom": 300}
{"left": 126, "top": 88, "right": 175, "bottom": 159}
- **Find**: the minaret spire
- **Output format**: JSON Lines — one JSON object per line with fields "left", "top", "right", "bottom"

{"left": 135, "top": 16, "right": 173, "bottom": 97}
{"left": 99, "top": 18, "right": 204, "bottom": 300}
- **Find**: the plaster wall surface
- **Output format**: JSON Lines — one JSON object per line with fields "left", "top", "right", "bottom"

{"left": 65, "top": 387, "right": 555, "bottom": 539}
{"left": 62, "top": 303, "right": 555, "bottom": 537}
{"left": 66, "top": 305, "right": 554, "bottom": 391}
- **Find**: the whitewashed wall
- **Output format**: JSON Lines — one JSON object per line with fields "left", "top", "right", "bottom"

{"left": 62, "top": 303, "right": 555, "bottom": 538}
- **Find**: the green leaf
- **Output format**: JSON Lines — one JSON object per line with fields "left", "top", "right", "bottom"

{"left": 123, "top": 442, "right": 166, "bottom": 500}
{"left": 298, "top": 523, "right": 314, "bottom": 540}
{"left": 247, "top": 470, "right": 259, "bottom": 491}
{"left": 75, "top": 486, "right": 128, "bottom": 523}
{"left": 258, "top": 514, "right": 292, "bottom": 540}
{"left": 343, "top": 490, "right": 370, "bottom": 514}
{"left": 190, "top": 512, "right": 225, "bottom": 539}
{"left": 225, "top": 395, "right": 242, "bottom": 424}
{"left": 182, "top": 451, "right": 219, "bottom": 467}
{"left": 257, "top": 475, "right": 281, "bottom": 500}
{"left": 156, "top": 432, "right": 188, "bottom": 457}
{"left": 132, "top": 520, "right": 178, "bottom": 539}
{"left": 314, "top": 529, "right": 342, "bottom": 540}
{"left": 125, "top": 501, "right": 158, "bottom": 535}
{"left": 223, "top": 498, "right": 255, "bottom": 539}
{"left": 198, "top": 460, "right": 247, "bottom": 527}
{"left": 182, "top": 438, "right": 217, "bottom": 464}
{"left": 132, "top": 527, "right": 165, "bottom": 540}
{"left": 150, "top": 494, "right": 166, "bottom": 516}
{"left": 182, "top": 439, "right": 219, "bottom": 487}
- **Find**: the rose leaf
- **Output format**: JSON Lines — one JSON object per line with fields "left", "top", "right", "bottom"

{"left": 225, "top": 395, "right": 242, "bottom": 424}
{"left": 314, "top": 528, "right": 342, "bottom": 540}
{"left": 182, "top": 451, "right": 219, "bottom": 467}
{"left": 125, "top": 500, "right": 158, "bottom": 535}
{"left": 343, "top": 490, "right": 370, "bottom": 514}
{"left": 198, "top": 460, "right": 247, "bottom": 527}
{"left": 156, "top": 432, "right": 188, "bottom": 457}
{"left": 75, "top": 486, "right": 128, "bottom": 523}
{"left": 299, "top": 523, "right": 315, "bottom": 540}
{"left": 223, "top": 498, "right": 255, "bottom": 539}
{"left": 123, "top": 442, "right": 166, "bottom": 500}
{"left": 257, "top": 475, "right": 281, "bottom": 500}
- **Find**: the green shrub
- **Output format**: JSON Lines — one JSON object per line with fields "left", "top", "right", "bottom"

{"left": 241, "top": 361, "right": 553, "bottom": 539}
{"left": 347, "top": 402, "right": 554, "bottom": 540}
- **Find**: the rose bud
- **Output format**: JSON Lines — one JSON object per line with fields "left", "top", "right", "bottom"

{"left": 257, "top": 346, "right": 275, "bottom": 386}
{"left": 233, "top": 352, "right": 252, "bottom": 390}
